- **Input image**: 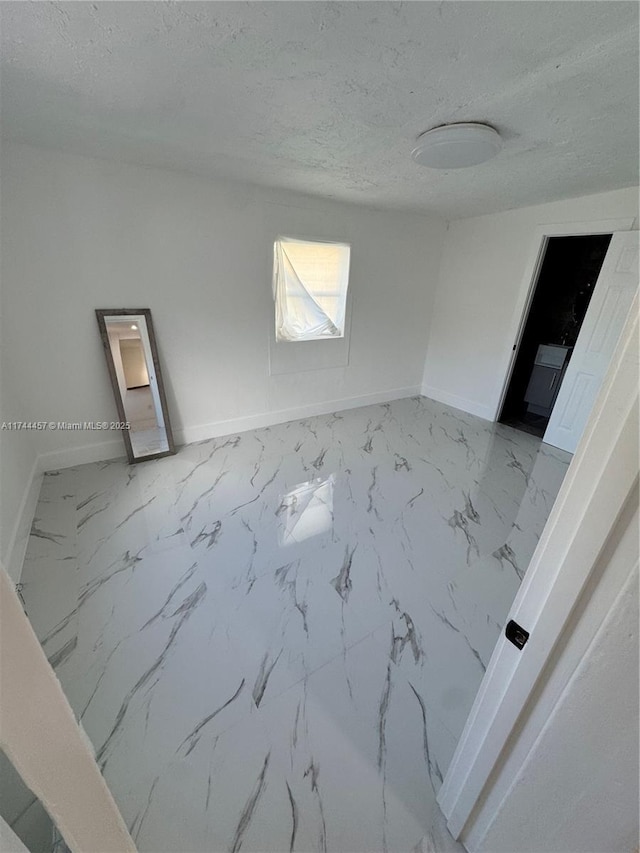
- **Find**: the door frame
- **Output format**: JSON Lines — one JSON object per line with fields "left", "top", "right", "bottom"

{"left": 491, "top": 217, "right": 635, "bottom": 424}
{"left": 437, "top": 290, "right": 639, "bottom": 840}
{"left": 0, "top": 565, "right": 137, "bottom": 852}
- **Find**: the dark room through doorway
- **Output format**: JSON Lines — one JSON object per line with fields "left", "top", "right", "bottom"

{"left": 499, "top": 234, "right": 612, "bottom": 437}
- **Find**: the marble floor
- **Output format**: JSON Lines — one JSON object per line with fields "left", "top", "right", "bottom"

{"left": 19, "top": 396, "right": 571, "bottom": 853}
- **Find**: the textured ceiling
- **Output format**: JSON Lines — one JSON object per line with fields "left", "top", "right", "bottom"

{"left": 1, "top": 1, "right": 638, "bottom": 218}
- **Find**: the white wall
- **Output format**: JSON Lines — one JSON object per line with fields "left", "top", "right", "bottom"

{"left": 119, "top": 339, "right": 149, "bottom": 389}
{"left": 422, "top": 186, "right": 639, "bottom": 420}
{"left": 1, "top": 142, "right": 446, "bottom": 470}
{"left": 106, "top": 328, "right": 128, "bottom": 399}
{"left": 0, "top": 364, "right": 41, "bottom": 582}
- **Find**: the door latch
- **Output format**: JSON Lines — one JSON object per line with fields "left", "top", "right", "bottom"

{"left": 505, "top": 619, "right": 529, "bottom": 650}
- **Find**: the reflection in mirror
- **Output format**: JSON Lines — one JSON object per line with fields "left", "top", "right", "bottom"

{"left": 95, "top": 309, "right": 175, "bottom": 463}
{"left": 0, "top": 750, "right": 68, "bottom": 853}
{"left": 278, "top": 475, "right": 335, "bottom": 546}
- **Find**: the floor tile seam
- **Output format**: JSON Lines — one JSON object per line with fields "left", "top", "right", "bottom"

{"left": 244, "top": 619, "right": 401, "bottom": 720}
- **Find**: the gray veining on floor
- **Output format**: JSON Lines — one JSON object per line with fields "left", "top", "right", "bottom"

{"left": 19, "top": 396, "right": 571, "bottom": 853}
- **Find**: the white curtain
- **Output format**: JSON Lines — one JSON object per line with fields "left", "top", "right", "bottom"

{"left": 273, "top": 239, "right": 347, "bottom": 342}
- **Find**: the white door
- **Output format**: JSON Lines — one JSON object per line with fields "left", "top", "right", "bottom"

{"left": 438, "top": 297, "right": 638, "bottom": 844}
{"left": 544, "top": 230, "right": 639, "bottom": 453}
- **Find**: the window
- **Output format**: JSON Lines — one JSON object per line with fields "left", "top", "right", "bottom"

{"left": 273, "top": 237, "right": 351, "bottom": 342}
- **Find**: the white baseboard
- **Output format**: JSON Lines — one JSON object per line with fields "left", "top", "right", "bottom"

{"left": 177, "top": 386, "right": 422, "bottom": 446}
{"left": 4, "top": 455, "right": 44, "bottom": 584}
{"left": 36, "top": 386, "right": 422, "bottom": 472}
{"left": 37, "top": 437, "right": 126, "bottom": 472}
{"left": 421, "top": 384, "right": 495, "bottom": 422}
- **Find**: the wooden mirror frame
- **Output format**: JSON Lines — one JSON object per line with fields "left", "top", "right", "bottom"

{"left": 95, "top": 308, "right": 176, "bottom": 463}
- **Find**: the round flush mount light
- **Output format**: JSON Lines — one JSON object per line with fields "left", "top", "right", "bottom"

{"left": 131, "top": 324, "right": 138, "bottom": 330}
{"left": 411, "top": 122, "right": 502, "bottom": 169}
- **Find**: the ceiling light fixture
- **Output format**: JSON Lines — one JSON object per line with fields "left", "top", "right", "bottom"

{"left": 131, "top": 324, "right": 138, "bottom": 330}
{"left": 411, "top": 122, "right": 502, "bottom": 169}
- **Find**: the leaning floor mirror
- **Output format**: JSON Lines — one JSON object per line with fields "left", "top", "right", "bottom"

{"left": 96, "top": 309, "right": 176, "bottom": 463}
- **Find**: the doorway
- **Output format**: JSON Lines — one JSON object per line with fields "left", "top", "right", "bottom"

{"left": 499, "top": 235, "right": 612, "bottom": 437}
